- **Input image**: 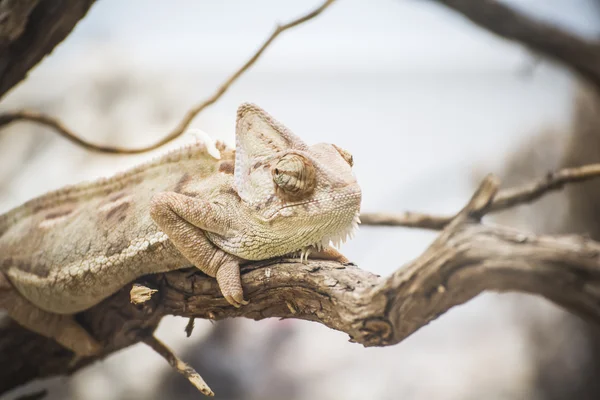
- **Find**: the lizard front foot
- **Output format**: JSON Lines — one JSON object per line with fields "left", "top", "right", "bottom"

{"left": 217, "top": 261, "right": 249, "bottom": 308}
{"left": 150, "top": 192, "right": 250, "bottom": 308}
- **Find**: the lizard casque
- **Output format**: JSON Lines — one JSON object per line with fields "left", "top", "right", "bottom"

{"left": 0, "top": 103, "right": 361, "bottom": 356}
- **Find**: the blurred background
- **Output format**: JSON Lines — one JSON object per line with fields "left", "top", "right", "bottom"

{"left": 1, "top": 0, "right": 600, "bottom": 399}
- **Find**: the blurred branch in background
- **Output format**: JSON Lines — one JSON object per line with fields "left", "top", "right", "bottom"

{"left": 428, "top": 0, "right": 600, "bottom": 88}
{"left": 0, "top": 0, "right": 96, "bottom": 99}
{"left": 360, "top": 163, "right": 600, "bottom": 229}
{"left": 475, "top": 82, "right": 600, "bottom": 400}
{"left": 0, "top": 0, "right": 336, "bottom": 154}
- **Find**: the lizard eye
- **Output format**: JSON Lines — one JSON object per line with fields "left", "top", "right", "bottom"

{"left": 332, "top": 144, "right": 353, "bottom": 167}
{"left": 272, "top": 153, "right": 316, "bottom": 199}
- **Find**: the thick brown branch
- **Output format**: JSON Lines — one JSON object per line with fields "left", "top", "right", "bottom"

{"left": 431, "top": 0, "right": 600, "bottom": 87}
{"left": 360, "top": 164, "right": 600, "bottom": 229}
{"left": 2, "top": 226, "right": 600, "bottom": 394}
{"left": 0, "top": 0, "right": 96, "bottom": 99}
{"left": 0, "top": 0, "right": 336, "bottom": 154}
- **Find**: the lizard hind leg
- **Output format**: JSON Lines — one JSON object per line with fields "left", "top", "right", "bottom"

{"left": 0, "top": 272, "right": 101, "bottom": 356}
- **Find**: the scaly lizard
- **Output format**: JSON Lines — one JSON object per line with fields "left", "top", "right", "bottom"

{"left": 0, "top": 103, "right": 361, "bottom": 356}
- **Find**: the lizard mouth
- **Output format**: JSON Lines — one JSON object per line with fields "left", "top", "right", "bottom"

{"left": 298, "top": 211, "right": 361, "bottom": 262}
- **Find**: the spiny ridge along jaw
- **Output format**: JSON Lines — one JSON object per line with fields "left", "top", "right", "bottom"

{"left": 297, "top": 212, "right": 361, "bottom": 263}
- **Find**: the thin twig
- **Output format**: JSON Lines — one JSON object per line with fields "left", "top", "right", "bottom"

{"left": 143, "top": 336, "right": 214, "bottom": 397}
{"left": 184, "top": 317, "right": 195, "bottom": 337}
{"left": 360, "top": 164, "right": 600, "bottom": 230}
{"left": 0, "top": 0, "right": 336, "bottom": 154}
{"left": 129, "top": 283, "right": 157, "bottom": 305}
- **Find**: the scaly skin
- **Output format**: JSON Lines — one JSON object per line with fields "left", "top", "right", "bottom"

{"left": 0, "top": 103, "right": 362, "bottom": 356}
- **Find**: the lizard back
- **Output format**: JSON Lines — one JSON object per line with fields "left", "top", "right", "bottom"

{"left": 0, "top": 140, "right": 235, "bottom": 313}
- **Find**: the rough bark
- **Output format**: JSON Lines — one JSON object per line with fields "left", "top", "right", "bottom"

{"left": 4, "top": 176, "right": 600, "bottom": 395}
{"left": 0, "top": 0, "right": 96, "bottom": 99}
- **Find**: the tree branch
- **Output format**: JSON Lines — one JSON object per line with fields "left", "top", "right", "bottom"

{"left": 360, "top": 164, "right": 600, "bottom": 229}
{"left": 430, "top": 0, "right": 600, "bottom": 87}
{"left": 0, "top": 0, "right": 336, "bottom": 154}
{"left": 4, "top": 174, "right": 600, "bottom": 396}
{"left": 0, "top": 0, "right": 96, "bottom": 99}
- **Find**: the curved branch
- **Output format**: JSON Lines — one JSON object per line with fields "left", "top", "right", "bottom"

{"left": 431, "top": 0, "right": 600, "bottom": 87}
{"left": 0, "top": 0, "right": 336, "bottom": 154}
{"left": 361, "top": 164, "right": 600, "bottom": 229}
{"left": 4, "top": 175, "right": 600, "bottom": 396}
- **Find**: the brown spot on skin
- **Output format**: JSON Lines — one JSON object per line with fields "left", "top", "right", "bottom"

{"left": 3, "top": 257, "right": 50, "bottom": 278}
{"left": 174, "top": 173, "right": 192, "bottom": 194}
{"left": 219, "top": 160, "right": 234, "bottom": 175}
{"left": 39, "top": 205, "right": 77, "bottom": 228}
{"left": 223, "top": 186, "right": 240, "bottom": 199}
{"left": 161, "top": 173, "right": 197, "bottom": 197}
{"left": 257, "top": 132, "right": 282, "bottom": 151}
{"left": 264, "top": 195, "right": 276, "bottom": 208}
{"left": 104, "top": 242, "right": 129, "bottom": 257}
{"left": 105, "top": 202, "right": 130, "bottom": 222}
{"left": 45, "top": 208, "right": 74, "bottom": 220}
{"left": 107, "top": 191, "right": 128, "bottom": 202}
{"left": 215, "top": 141, "right": 227, "bottom": 152}
{"left": 146, "top": 241, "right": 163, "bottom": 253}
{"left": 16, "top": 262, "right": 50, "bottom": 278}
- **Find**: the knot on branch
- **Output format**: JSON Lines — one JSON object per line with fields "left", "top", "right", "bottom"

{"left": 130, "top": 283, "right": 158, "bottom": 305}
{"left": 357, "top": 317, "right": 394, "bottom": 346}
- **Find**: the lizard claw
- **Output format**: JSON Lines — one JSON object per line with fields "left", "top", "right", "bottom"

{"left": 224, "top": 292, "right": 249, "bottom": 308}
{"left": 239, "top": 297, "right": 250, "bottom": 306}
{"left": 215, "top": 261, "right": 248, "bottom": 307}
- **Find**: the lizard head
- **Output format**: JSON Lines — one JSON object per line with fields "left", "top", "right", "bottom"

{"left": 228, "top": 103, "right": 361, "bottom": 260}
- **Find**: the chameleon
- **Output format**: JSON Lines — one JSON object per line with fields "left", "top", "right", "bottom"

{"left": 0, "top": 103, "right": 362, "bottom": 356}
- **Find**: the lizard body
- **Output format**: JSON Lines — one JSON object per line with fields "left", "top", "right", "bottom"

{"left": 0, "top": 142, "right": 224, "bottom": 313}
{"left": 0, "top": 103, "right": 361, "bottom": 356}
